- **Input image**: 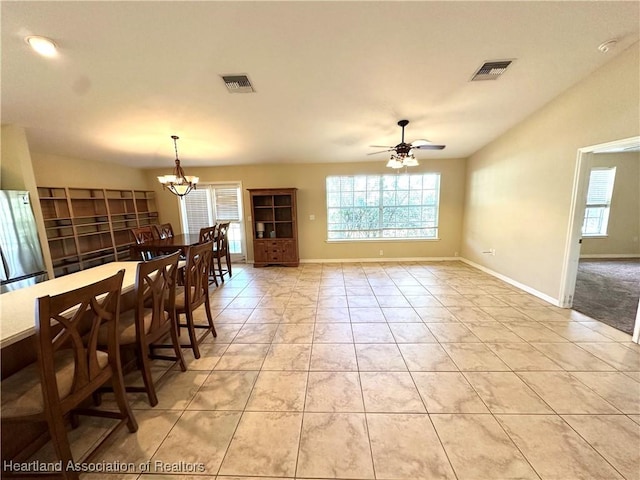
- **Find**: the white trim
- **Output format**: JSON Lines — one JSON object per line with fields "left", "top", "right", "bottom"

{"left": 325, "top": 238, "right": 440, "bottom": 244}
{"left": 300, "top": 257, "right": 458, "bottom": 264}
{"left": 561, "top": 136, "right": 640, "bottom": 345}
{"left": 579, "top": 254, "right": 640, "bottom": 259}
{"left": 460, "top": 258, "right": 560, "bottom": 307}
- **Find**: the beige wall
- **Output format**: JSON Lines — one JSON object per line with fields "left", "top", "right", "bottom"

{"left": 581, "top": 152, "right": 640, "bottom": 256}
{"left": 148, "top": 158, "right": 467, "bottom": 262}
{"left": 31, "top": 152, "right": 153, "bottom": 190}
{"left": 462, "top": 43, "right": 640, "bottom": 301}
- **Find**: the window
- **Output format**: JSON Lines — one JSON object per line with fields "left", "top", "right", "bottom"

{"left": 326, "top": 173, "right": 440, "bottom": 240}
{"left": 582, "top": 167, "right": 616, "bottom": 236}
{"left": 180, "top": 183, "right": 244, "bottom": 256}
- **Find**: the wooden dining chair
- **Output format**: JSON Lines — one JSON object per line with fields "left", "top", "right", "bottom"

{"left": 98, "top": 252, "right": 185, "bottom": 407}
{"left": 154, "top": 223, "right": 175, "bottom": 240}
{"left": 199, "top": 225, "right": 218, "bottom": 287}
{"left": 174, "top": 240, "right": 217, "bottom": 359}
{"left": 213, "top": 221, "right": 232, "bottom": 282}
{"left": 131, "top": 226, "right": 156, "bottom": 260}
{"left": 0, "top": 270, "right": 137, "bottom": 479}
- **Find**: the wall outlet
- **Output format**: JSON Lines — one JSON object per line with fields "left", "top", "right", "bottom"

{"left": 490, "top": 248, "right": 496, "bottom": 256}
{"left": 454, "top": 251, "right": 459, "bottom": 257}
{"left": 379, "top": 249, "right": 384, "bottom": 256}
{"left": 309, "top": 214, "right": 315, "bottom": 221}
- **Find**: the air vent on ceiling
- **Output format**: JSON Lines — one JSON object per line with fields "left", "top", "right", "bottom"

{"left": 221, "top": 74, "right": 255, "bottom": 93}
{"left": 471, "top": 60, "right": 514, "bottom": 81}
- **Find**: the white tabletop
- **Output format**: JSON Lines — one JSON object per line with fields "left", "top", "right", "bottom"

{"left": 0, "top": 262, "right": 140, "bottom": 348}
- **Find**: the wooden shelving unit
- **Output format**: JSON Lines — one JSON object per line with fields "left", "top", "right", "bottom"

{"left": 248, "top": 188, "right": 299, "bottom": 267}
{"left": 37, "top": 187, "right": 158, "bottom": 277}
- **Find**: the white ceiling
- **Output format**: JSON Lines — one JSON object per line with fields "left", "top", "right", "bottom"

{"left": 2, "top": 1, "right": 639, "bottom": 168}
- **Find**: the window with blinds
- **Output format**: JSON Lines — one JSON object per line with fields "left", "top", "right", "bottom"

{"left": 181, "top": 188, "right": 213, "bottom": 234}
{"left": 582, "top": 167, "right": 616, "bottom": 236}
{"left": 180, "top": 183, "right": 244, "bottom": 256}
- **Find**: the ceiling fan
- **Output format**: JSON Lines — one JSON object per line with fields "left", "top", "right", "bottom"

{"left": 369, "top": 119, "right": 445, "bottom": 169}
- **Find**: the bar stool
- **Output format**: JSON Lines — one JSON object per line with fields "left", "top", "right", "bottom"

{"left": 98, "top": 252, "right": 186, "bottom": 407}
{"left": 174, "top": 241, "right": 217, "bottom": 359}
{"left": 131, "top": 226, "right": 156, "bottom": 260}
{"left": 0, "top": 270, "right": 137, "bottom": 479}
{"left": 213, "top": 222, "right": 232, "bottom": 282}
{"left": 199, "top": 225, "right": 218, "bottom": 286}
{"left": 154, "top": 223, "right": 174, "bottom": 239}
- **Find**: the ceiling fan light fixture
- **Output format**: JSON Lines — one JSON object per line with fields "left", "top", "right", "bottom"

{"left": 387, "top": 156, "right": 404, "bottom": 169}
{"left": 372, "top": 120, "right": 445, "bottom": 169}
{"left": 403, "top": 156, "right": 419, "bottom": 167}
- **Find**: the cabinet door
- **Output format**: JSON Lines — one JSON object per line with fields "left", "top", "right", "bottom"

{"left": 253, "top": 241, "right": 269, "bottom": 264}
{"left": 280, "top": 240, "right": 297, "bottom": 263}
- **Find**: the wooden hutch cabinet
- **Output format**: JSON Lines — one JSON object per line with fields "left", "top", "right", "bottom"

{"left": 37, "top": 187, "right": 158, "bottom": 277}
{"left": 248, "top": 188, "right": 299, "bottom": 267}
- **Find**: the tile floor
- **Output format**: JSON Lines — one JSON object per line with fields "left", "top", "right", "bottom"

{"left": 33, "top": 261, "right": 640, "bottom": 479}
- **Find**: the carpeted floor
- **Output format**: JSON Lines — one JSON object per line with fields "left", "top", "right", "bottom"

{"left": 573, "top": 258, "right": 640, "bottom": 334}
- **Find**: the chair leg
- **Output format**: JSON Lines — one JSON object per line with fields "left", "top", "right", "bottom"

{"left": 45, "top": 407, "right": 79, "bottom": 480}
{"left": 209, "top": 257, "right": 218, "bottom": 287}
{"left": 226, "top": 251, "right": 232, "bottom": 277}
{"left": 110, "top": 363, "right": 139, "bottom": 433}
{"left": 184, "top": 309, "right": 201, "bottom": 359}
{"left": 170, "top": 316, "right": 187, "bottom": 372}
{"left": 204, "top": 296, "right": 217, "bottom": 339}
{"left": 217, "top": 255, "right": 224, "bottom": 283}
{"left": 139, "top": 345, "right": 158, "bottom": 407}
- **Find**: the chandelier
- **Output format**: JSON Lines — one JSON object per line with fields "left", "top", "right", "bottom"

{"left": 157, "top": 135, "right": 199, "bottom": 197}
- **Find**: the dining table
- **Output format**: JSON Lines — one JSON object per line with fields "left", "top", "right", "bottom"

{"left": 129, "top": 233, "right": 205, "bottom": 259}
{"left": 0, "top": 261, "right": 140, "bottom": 350}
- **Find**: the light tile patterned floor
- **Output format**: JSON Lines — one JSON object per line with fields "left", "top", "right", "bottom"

{"left": 34, "top": 262, "right": 640, "bottom": 479}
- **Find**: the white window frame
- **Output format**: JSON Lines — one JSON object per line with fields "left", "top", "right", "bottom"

{"left": 582, "top": 167, "right": 616, "bottom": 237}
{"left": 326, "top": 173, "right": 441, "bottom": 241}
{"left": 179, "top": 182, "right": 247, "bottom": 260}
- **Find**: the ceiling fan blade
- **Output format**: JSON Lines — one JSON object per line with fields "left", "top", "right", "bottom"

{"left": 410, "top": 139, "right": 430, "bottom": 147}
{"left": 414, "top": 144, "right": 446, "bottom": 150}
{"left": 369, "top": 145, "right": 395, "bottom": 148}
{"left": 367, "top": 149, "right": 394, "bottom": 155}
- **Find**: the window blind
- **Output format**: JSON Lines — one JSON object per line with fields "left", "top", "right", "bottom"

{"left": 182, "top": 188, "right": 212, "bottom": 234}
{"left": 586, "top": 168, "right": 616, "bottom": 205}
{"left": 213, "top": 186, "right": 241, "bottom": 221}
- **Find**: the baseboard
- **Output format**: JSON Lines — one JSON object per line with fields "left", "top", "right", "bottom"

{"left": 460, "top": 258, "right": 561, "bottom": 307}
{"left": 300, "top": 257, "right": 460, "bottom": 264}
{"left": 579, "top": 254, "right": 640, "bottom": 259}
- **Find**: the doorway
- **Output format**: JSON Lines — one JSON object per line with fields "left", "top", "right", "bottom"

{"left": 560, "top": 136, "right": 640, "bottom": 343}
{"left": 179, "top": 182, "right": 247, "bottom": 262}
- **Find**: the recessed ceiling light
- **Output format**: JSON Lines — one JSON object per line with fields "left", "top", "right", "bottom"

{"left": 598, "top": 39, "right": 618, "bottom": 53}
{"left": 25, "top": 35, "right": 58, "bottom": 57}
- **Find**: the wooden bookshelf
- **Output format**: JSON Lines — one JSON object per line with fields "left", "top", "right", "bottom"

{"left": 248, "top": 188, "right": 299, "bottom": 267}
{"left": 37, "top": 187, "right": 158, "bottom": 277}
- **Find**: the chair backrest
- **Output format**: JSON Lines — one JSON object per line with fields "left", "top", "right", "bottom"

{"left": 198, "top": 225, "right": 216, "bottom": 244}
{"left": 216, "top": 222, "right": 230, "bottom": 254}
{"left": 135, "top": 252, "right": 180, "bottom": 342}
{"left": 36, "top": 270, "right": 125, "bottom": 410}
{"left": 132, "top": 226, "right": 155, "bottom": 245}
{"left": 154, "top": 223, "right": 174, "bottom": 240}
{"left": 184, "top": 241, "right": 213, "bottom": 311}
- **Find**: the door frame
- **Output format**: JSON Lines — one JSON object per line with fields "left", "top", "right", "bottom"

{"left": 559, "top": 135, "right": 640, "bottom": 342}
